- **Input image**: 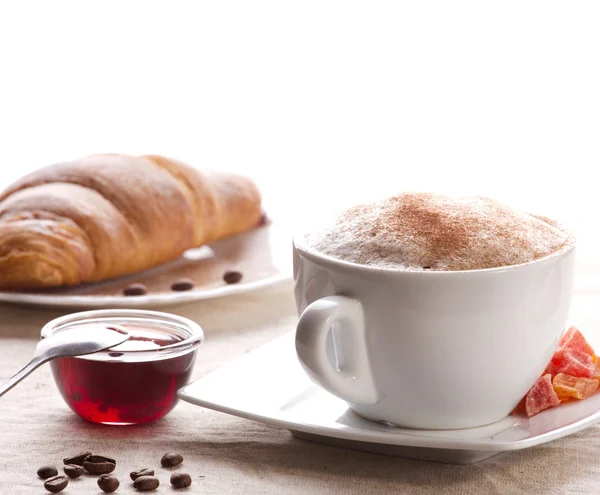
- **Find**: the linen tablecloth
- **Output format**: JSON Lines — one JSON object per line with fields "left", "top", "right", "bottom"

{"left": 2, "top": 280, "right": 600, "bottom": 494}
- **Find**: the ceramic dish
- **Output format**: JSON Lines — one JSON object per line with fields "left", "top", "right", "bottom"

{"left": 179, "top": 332, "right": 600, "bottom": 465}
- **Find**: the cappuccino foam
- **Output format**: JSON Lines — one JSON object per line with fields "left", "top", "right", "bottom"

{"left": 304, "top": 193, "right": 574, "bottom": 271}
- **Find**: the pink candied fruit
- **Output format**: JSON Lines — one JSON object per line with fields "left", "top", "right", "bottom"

{"left": 525, "top": 374, "right": 560, "bottom": 417}
{"left": 559, "top": 326, "right": 595, "bottom": 356}
{"left": 544, "top": 348, "right": 594, "bottom": 378}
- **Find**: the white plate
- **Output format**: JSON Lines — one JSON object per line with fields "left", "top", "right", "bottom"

{"left": 179, "top": 332, "right": 600, "bottom": 465}
{"left": 0, "top": 223, "right": 291, "bottom": 308}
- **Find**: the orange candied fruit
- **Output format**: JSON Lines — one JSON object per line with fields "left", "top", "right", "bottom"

{"left": 594, "top": 359, "right": 600, "bottom": 380}
{"left": 552, "top": 373, "right": 599, "bottom": 401}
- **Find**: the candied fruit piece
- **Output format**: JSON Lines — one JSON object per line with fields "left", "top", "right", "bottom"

{"left": 525, "top": 374, "right": 560, "bottom": 417}
{"left": 552, "top": 373, "right": 599, "bottom": 400}
{"left": 559, "top": 326, "right": 595, "bottom": 356}
{"left": 544, "top": 348, "right": 594, "bottom": 378}
{"left": 594, "top": 359, "right": 600, "bottom": 380}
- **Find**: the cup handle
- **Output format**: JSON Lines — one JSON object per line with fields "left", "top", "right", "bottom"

{"left": 295, "top": 295, "right": 379, "bottom": 405}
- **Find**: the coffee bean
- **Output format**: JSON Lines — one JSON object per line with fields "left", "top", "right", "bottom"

{"left": 43, "top": 475, "right": 68, "bottom": 493}
{"left": 170, "top": 472, "right": 192, "bottom": 488}
{"left": 63, "top": 464, "right": 84, "bottom": 479}
{"left": 223, "top": 270, "right": 243, "bottom": 284}
{"left": 161, "top": 452, "right": 184, "bottom": 467}
{"left": 98, "top": 474, "right": 120, "bottom": 493}
{"left": 130, "top": 468, "right": 155, "bottom": 481}
{"left": 83, "top": 460, "right": 116, "bottom": 475}
{"left": 63, "top": 451, "right": 91, "bottom": 466}
{"left": 170, "top": 278, "right": 194, "bottom": 292}
{"left": 257, "top": 212, "right": 269, "bottom": 227}
{"left": 85, "top": 454, "right": 116, "bottom": 465}
{"left": 134, "top": 475, "right": 160, "bottom": 491}
{"left": 123, "top": 283, "right": 147, "bottom": 296}
{"left": 37, "top": 465, "right": 58, "bottom": 479}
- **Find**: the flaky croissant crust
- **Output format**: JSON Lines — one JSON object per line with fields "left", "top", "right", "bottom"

{"left": 0, "top": 154, "right": 262, "bottom": 289}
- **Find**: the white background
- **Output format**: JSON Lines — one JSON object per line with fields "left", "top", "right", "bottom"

{"left": 0, "top": 1, "right": 598, "bottom": 232}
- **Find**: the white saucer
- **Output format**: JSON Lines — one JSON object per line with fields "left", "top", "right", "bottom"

{"left": 0, "top": 223, "right": 291, "bottom": 309}
{"left": 179, "top": 332, "right": 600, "bottom": 465}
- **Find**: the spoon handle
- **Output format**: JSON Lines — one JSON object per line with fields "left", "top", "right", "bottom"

{"left": 0, "top": 356, "right": 47, "bottom": 398}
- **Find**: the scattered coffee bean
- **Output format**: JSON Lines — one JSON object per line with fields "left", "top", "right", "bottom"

{"left": 37, "top": 465, "right": 58, "bottom": 479}
{"left": 63, "top": 451, "right": 91, "bottom": 466}
{"left": 85, "top": 454, "right": 116, "bottom": 465}
{"left": 161, "top": 452, "right": 184, "bottom": 467}
{"left": 134, "top": 475, "right": 160, "bottom": 491}
{"left": 130, "top": 468, "right": 155, "bottom": 481}
{"left": 98, "top": 474, "right": 120, "bottom": 493}
{"left": 170, "top": 278, "right": 194, "bottom": 292}
{"left": 171, "top": 472, "right": 192, "bottom": 488}
{"left": 43, "top": 475, "right": 68, "bottom": 493}
{"left": 257, "top": 212, "right": 269, "bottom": 227}
{"left": 83, "top": 460, "right": 116, "bottom": 475}
{"left": 123, "top": 283, "right": 148, "bottom": 296}
{"left": 63, "top": 464, "right": 84, "bottom": 479}
{"left": 223, "top": 270, "right": 243, "bottom": 284}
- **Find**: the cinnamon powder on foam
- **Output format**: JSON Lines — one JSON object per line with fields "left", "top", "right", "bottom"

{"left": 305, "top": 193, "right": 574, "bottom": 271}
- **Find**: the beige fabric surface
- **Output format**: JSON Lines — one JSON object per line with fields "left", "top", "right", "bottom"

{"left": 1, "top": 280, "right": 600, "bottom": 494}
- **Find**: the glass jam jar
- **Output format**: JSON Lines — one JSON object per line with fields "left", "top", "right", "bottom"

{"left": 41, "top": 309, "right": 203, "bottom": 425}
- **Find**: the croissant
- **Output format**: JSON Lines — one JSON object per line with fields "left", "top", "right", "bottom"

{"left": 0, "top": 154, "right": 262, "bottom": 289}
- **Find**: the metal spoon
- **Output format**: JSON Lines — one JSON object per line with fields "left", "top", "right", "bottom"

{"left": 0, "top": 324, "right": 129, "bottom": 397}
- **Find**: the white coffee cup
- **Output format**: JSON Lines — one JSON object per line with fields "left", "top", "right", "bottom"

{"left": 293, "top": 235, "right": 576, "bottom": 429}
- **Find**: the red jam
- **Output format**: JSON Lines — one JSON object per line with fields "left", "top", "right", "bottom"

{"left": 50, "top": 324, "right": 197, "bottom": 425}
